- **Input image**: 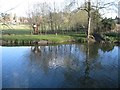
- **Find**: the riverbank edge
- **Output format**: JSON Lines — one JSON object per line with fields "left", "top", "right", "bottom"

{"left": 1, "top": 38, "right": 120, "bottom": 46}
{"left": 0, "top": 39, "right": 77, "bottom": 46}
{"left": 1, "top": 34, "right": 120, "bottom": 46}
{"left": 0, "top": 34, "right": 86, "bottom": 45}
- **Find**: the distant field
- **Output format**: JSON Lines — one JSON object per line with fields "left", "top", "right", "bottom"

{"left": 0, "top": 24, "right": 85, "bottom": 35}
{"left": 0, "top": 24, "right": 32, "bottom": 35}
{"left": 2, "top": 30, "right": 32, "bottom": 35}
{"left": 0, "top": 24, "right": 31, "bottom": 30}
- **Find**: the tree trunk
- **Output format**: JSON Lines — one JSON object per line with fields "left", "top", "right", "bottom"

{"left": 87, "top": 0, "right": 91, "bottom": 39}
{"left": 88, "top": 17, "right": 91, "bottom": 39}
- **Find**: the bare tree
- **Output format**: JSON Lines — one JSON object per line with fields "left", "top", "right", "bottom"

{"left": 71, "top": 0, "right": 118, "bottom": 39}
{"left": 26, "top": 2, "right": 50, "bottom": 34}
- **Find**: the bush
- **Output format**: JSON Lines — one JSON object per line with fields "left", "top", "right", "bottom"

{"left": 105, "top": 32, "right": 119, "bottom": 37}
{"left": 101, "top": 18, "right": 116, "bottom": 32}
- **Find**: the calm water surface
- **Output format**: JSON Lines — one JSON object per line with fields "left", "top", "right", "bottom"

{"left": 2, "top": 43, "right": 119, "bottom": 88}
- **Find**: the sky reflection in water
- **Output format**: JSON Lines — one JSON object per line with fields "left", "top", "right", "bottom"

{"left": 2, "top": 44, "right": 119, "bottom": 88}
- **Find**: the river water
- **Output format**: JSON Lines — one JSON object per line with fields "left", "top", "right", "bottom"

{"left": 2, "top": 43, "right": 119, "bottom": 88}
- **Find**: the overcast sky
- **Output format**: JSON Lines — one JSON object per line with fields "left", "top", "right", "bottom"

{"left": 0, "top": 0, "right": 119, "bottom": 18}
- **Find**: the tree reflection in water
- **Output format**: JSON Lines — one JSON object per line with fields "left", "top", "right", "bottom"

{"left": 81, "top": 42, "right": 116, "bottom": 88}
{"left": 60, "top": 43, "right": 115, "bottom": 88}
{"left": 60, "top": 43, "right": 98, "bottom": 88}
{"left": 2, "top": 43, "right": 118, "bottom": 88}
{"left": 24, "top": 43, "right": 116, "bottom": 88}
{"left": 31, "top": 45, "right": 41, "bottom": 54}
{"left": 79, "top": 41, "right": 99, "bottom": 88}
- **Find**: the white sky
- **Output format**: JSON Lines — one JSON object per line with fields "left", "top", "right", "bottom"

{"left": 0, "top": 0, "right": 65, "bottom": 17}
{"left": 0, "top": 0, "right": 119, "bottom": 18}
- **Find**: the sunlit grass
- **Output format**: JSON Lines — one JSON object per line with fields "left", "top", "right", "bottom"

{"left": 1, "top": 34, "right": 74, "bottom": 43}
{"left": 0, "top": 24, "right": 30, "bottom": 30}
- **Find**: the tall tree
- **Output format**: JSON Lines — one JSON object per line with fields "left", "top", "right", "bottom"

{"left": 87, "top": 0, "right": 91, "bottom": 39}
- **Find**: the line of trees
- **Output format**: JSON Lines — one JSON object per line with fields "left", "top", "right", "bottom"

{"left": 26, "top": 1, "right": 89, "bottom": 35}
{"left": 0, "top": 0, "right": 118, "bottom": 37}
{"left": 26, "top": 0, "right": 117, "bottom": 36}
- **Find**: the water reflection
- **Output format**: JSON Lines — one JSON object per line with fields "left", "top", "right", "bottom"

{"left": 31, "top": 45, "right": 41, "bottom": 53}
{"left": 2, "top": 43, "right": 118, "bottom": 88}
{"left": 100, "top": 43, "right": 115, "bottom": 52}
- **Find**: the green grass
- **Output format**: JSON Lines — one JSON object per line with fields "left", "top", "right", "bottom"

{"left": 0, "top": 24, "right": 32, "bottom": 35}
{"left": 0, "top": 24, "right": 30, "bottom": 30}
{"left": 1, "top": 35, "right": 73, "bottom": 43}
{"left": 1, "top": 33, "right": 87, "bottom": 44}
{"left": 104, "top": 32, "right": 120, "bottom": 42}
{"left": 1, "top": 23, "right": 119, "bottom": 43}
{"left": 2, "top": 30, "right": 32, "bottom": 35}
{"left": 0, "top": 24, "right": 87, "bottom": 44}
{"left": 68, "top": 33, "right": 87, "bottom": 42}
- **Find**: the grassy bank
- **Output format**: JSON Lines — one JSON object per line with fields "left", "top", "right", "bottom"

{"left": 1, "top": 34, "right": 87, "bottom": 43}
{"left": 1, "top": 24, "right": 119, "bottom": 45}
{"left": 2, "top": 35, "right": 70, "bottom": 42}
{"left": 1, "top": 32, "right": 119, "bottom": 45}
{"left": 0, "top": 34, "right": 88, "bottom": 46}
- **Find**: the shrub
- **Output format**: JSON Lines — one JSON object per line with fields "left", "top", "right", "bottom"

{"left": 100, "top": 18, "right": 116, "bottom": 32}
